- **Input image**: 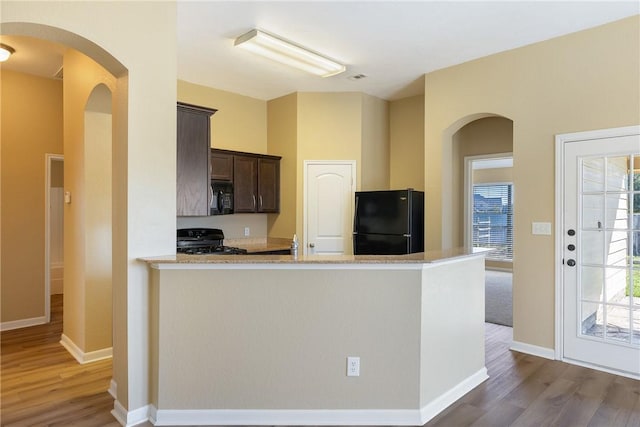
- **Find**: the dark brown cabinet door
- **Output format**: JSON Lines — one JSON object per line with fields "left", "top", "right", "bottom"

{"left": 233, "top": 155, "right": 258, "bottom": 213}
{"left": 211, "top": 150, "right": 233, "bottom": 181}
{"left": 257, "top": 157, "right": 280, "bottom": 213}
{"left": 176, "top": 103, "right": 216, "bottom": 216}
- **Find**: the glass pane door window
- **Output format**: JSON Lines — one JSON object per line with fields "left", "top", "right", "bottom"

{"left": 472, "top": 183, "right": 513, "bottom": 261}
{"left": 579, "top": 155, "right": 639, "bottom": 346}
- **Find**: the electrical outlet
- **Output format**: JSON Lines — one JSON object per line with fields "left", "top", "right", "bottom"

{"left": 244, "top": 227, "right": 250, "bottom": 236}
{"left": 347, "top": 356, "right": 360, "bottom": 377}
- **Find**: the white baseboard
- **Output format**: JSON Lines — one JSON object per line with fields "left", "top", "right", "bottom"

{"left": 60, "top": 334, "right": 113, "bottom": 364}
{"left": 147, "top": 367, "right": 488, "bottom": 426}
{"left": 510, "top": 340, "right": 555, "bottom": 360}
{"left": 1, "top": 316, "right": 47, "bottom": 331}
{"left": 109, "top": 379, "right": 118, "bottom": 399}
{"left": 419, "top": 367, "right": 489, "bottom": 423}
{"left": 111, "top": 400, "right": 127, "bottom": 426}
{"left": 112, "top": 400, "right": 152, "bottom": 427}
{"left": 152, "top": 407, "right": 423, "bottom": 426}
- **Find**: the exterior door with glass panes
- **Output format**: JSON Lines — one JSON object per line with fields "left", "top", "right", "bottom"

{"left": 563, "top": 134, "right": 640, "bottom": 376}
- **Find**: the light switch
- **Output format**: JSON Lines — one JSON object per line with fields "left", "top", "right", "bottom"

{"left": 64, "top": 191, "right": 72, "bottom": 204}
{"left": 532, "top": 222, "right": 552, "bottom": 235}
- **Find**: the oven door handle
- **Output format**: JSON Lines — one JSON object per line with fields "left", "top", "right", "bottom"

{"left": 217, "top": 190, "right": 225, "bottom": 213}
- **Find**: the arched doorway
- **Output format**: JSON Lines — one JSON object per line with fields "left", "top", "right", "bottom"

{"left": 442, "top": 114, "right": 515, "bottom": 328}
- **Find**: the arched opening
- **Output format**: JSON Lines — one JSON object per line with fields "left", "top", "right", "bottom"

{"left": 442, "top": 114, "right": 515, "bottom": 328}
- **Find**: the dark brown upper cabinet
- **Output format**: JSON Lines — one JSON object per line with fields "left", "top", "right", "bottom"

{"left": 233, "top": 154, "right": 259, "bottom": 213}
{"left": 176, "top": 102, "right": 216, "bottom": 216}
{"left": 210, "top": 150, "right": 233, "bottom": 181}
{"left": 257, "top": 157, "right": 280, "bottom": 213}
{"left": 211, "top": 149, "right": 281, "bottom": 214}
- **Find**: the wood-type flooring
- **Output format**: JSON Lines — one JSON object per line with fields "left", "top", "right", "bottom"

{"left": 1, "top": 295, "right": 118, "bottom": 426}
{"left": 1, "top": 296, "right": 639, "bottom": 426}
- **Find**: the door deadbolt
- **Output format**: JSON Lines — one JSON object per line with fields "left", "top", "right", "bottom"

{"left": 567, "top": 259, "right": 576, "bottom": 267}
{"left": 567, "top": 229, "right": 576, "bottom": 236}
{"left": 567, "top": 244, "right": 576, "bottom": 251}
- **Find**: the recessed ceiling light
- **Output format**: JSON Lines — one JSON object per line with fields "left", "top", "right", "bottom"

{"left": 234, "top": 29, "right": 346, "bottom": 78}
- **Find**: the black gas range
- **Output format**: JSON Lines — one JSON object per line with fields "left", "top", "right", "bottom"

{"left": 177, "top": 228, "right": 247, "bottom": 255}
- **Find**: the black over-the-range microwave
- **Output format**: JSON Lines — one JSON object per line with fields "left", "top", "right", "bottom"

{"left": 210, "top": 180, "right": 233, "bottom": 215}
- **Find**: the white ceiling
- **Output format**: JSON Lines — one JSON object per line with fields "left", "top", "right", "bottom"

{"left": 2, "top": 2, "right": 638, "bottom": 101}
{"left": 177, "top": 1, "right": 639, "bottom": 100}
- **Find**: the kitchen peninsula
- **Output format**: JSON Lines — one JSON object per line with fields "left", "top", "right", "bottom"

{"left": 142, "top": 249, "right": 487, "bottom": 426}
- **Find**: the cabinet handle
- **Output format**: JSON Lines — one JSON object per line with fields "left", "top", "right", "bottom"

{"left": 209, "top": 185, "right": 214, "bottom": 207}
{"left": 252, "top": 195, "right": 256, "bottom": 209}
{"left": 259, "top": 195, "right": 263, "bottom": 208}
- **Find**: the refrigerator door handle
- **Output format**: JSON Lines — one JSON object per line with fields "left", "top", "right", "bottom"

{"left": 403, "top": 234, "right": 411, "bottom": 237}
{"left": 353, "top": 195, "right": 360, "bottom": 232}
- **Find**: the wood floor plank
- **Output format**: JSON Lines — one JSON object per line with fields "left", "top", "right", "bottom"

{"left": 626, "top": 393, "right": 640, "bottom": 427}
{"left": 550, "top": 366, "right": 615, "bottom": 426}
{"left": 501, "top": 359, "right": 571, "bottom": 409}
{"left": 425, "top": 402, "right": 486, "bottom": 427}
{"left": 588, "top": 379, "right": 640, "bottom": 427}
{"left": 509, "top": 377, "right": 579, "bottom": 426}
{"left": 469, "top": 399, "right": 524, "bottom": 427}
{"left": 1, "top": 295, "right": 116, "bottom": 427}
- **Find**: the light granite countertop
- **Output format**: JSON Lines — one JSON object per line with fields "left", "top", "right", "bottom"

{"left": 224, "top": 237, "right": 291, "bottom": 253}
{"left": 140, "top": 247, "right": 489, "bottom": 265}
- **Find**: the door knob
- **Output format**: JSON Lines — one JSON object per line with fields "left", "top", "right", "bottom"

{"left": 567, "top": 259, "right": 576, "bottom": 267}
{"left": 309, "top": 243, "right": 315, "bottom": 248}
{"left": 567, "top": 244, "right": 575, "bottom": 251}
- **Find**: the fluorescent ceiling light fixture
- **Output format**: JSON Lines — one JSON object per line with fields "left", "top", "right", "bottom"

{"left": 0, "top": 44, "right": 15, "bottom": 62}
{"left": 234, "top": 29, "right": 345, "bottom": 77}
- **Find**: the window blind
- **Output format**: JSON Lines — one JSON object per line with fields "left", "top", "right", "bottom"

{"left": 472, "top": 183, "right": 513, "bottom": 261}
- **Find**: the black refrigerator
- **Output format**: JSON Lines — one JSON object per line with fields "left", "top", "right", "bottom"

{"left": 353, "top": 189, "right": 424, "bottom": 255}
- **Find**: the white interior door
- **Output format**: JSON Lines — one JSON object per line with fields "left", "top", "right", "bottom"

{"left": 305, "top": 161, "right": 356, "bottom": 255}
{"left": 562, "top": 132, "right": 640, "bottom": 377}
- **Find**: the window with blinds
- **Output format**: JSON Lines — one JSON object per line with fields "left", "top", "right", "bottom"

{"left": 472, "top": 183, "right": 513, "bottom": 261}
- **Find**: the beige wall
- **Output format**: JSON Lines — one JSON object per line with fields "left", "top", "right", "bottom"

{"left": 360, "top": 94, "right": 389, "bottom": 190}
{"left": 424, "top": 16, "right": 640, "bottom": 350}
{"left": 295, "top": 92, "right": 363, "bottom": 240}
{"left": 265, "top": 92, "right": 389, "bottom": 242}
{"left": 267, "top": 93, "right": 298, "bottom": 238}
{"left": 84, "top": 108, "right": 113, "bottom": 352}
{"left": 176, "top": 80, "right": 271, "bottom": 238}
{"left": 1, "top": 70, "right": 63, "bottom": 323}
{"left": 3, "top": 0, "right": 178, "bottom": 412}
{"left": 63, "top": 49, "right": 116, "bottom": 353}
{"left": 390, "top": 95, "right": 424, "bottom": 191}
{"left": 451, "top": 117, "right": 513, "bottom": 248}
{"left": 177, "top": 80, "right": 267, "bottom": 154}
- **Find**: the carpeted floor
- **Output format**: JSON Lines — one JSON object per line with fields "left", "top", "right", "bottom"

{"left": 485, "top": 269, "right": 513, "bottom": 327}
